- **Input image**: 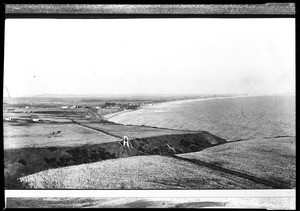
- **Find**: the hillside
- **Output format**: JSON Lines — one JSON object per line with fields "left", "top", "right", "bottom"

{"left": 178, "top": 137, "right": 296, "bottom": 188}
{"left": 12, "top": 137, "right": 295, "bottom": 189}
{"left": 5, "top": 131, "right": 225, "bottom": 189}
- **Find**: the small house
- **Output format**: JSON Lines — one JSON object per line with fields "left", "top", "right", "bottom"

{"left": 30, "top": 115, "right": 39, "bottom": 122}
{"left": 4, "top": 117, "right": 12, "bottom": 121}
{"left": 61, "top": 106, "right": 68, "bottom": 109}
{"left": 4, "top": 117, "right": 17, "bottom": 122}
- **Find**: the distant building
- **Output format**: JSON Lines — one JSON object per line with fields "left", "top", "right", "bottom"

{"left": 30, "top": 115, "right": 39, "bottom": 122}
{"left": 4, "top": 117, "right": 11, "bottom": 121}
{"left": 4, "top": 117, "right": 16, "bottom": 122}
{"left": 61, "top": 106, "right": 68, "bottom": 109}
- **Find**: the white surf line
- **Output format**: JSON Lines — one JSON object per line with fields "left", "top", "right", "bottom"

{"left": 104, "top": 109, "right": 137, "bottom": 120}
{"left": 105, "top": 94, "right": 288, "bottom": 139}
{"left": 104, "top": 94, "right": 264, "bottom": 122}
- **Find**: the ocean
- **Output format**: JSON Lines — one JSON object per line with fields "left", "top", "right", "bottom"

{"left": 108, "top": 95, "right": 295, "bottom": 141}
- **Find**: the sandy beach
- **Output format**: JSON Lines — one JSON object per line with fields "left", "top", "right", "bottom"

{"left": 104, "top": 94, "right": 252, "bottom": 121}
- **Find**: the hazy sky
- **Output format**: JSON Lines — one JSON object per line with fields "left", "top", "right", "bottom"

{"left": 4, "top": 18, "right": 295, "bottom": 97}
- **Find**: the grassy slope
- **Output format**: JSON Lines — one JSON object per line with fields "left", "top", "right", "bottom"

{"left": 15, "top": 137, "right": 295, "bottom": 189}
{"left": 177, "top": 137, "right": 296, "bottom": 188}
{"left": 19, "top": 155, "right": 268, "bottom": 189}
{"left": 4, "top": 142, "right": 135, "bottom": 189}
{"left": 4, "top": 107, "right": 295, "bottom": 190}
{"left": 5, "top": 132, "right": 225, "bottom": 189}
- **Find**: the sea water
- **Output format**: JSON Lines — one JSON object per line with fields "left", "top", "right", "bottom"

{"left": 108, "top": 95, "right": 295, "bottom": 141}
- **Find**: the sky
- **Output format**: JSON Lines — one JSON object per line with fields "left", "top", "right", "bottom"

{"left": 3, "top": 18, "right": 295, "bottom": 97}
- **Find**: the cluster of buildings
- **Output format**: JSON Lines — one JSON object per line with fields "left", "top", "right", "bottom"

{"left": 4, "top": 107, "right": 40, "bottom": 122}
{"left": 54, "top": 102, "right": 141, "bottom": 110}
{"left": 101, "top": 102, "right": 140, "bottom": 110}
{"left": 59, "top": 102, "right": 140, "bottom": 112}
{"left": 61, "top": 105, "right": 91, "bottom": 109}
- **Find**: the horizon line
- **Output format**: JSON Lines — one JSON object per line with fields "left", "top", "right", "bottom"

{"left": 3, "top": 92, "right": 295, "bottom": 99}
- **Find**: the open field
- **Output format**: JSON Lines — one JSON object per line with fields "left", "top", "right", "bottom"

{"left": 74, "top": 122, "right": 203, "bottom": 139}
{"left": 4, "top": 122, "right": 119, "bottom": 149}
{"left": 177, "top": 137, "right": 296, "bottom": 189}
{"left": 4, "top": 103, "right": 228, "bottom": 189}
{"left": 4, "top": 131, "right": 225, "bottom": 189}
{"left": 18, "top": 155, "right": 270, "bottom": 189}
{"left": 3, "top": 99, "right": 296, "bottom": 190}
{"left": 7, "top": 137, "right": 294, "bottom": 189}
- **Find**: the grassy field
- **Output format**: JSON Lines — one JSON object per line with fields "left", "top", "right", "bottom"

{"left": 4, "top": 122, "right": 119, "bottom": 149}
{"left": 4, "top": 104, "right": 227, "bottom": 189}
{"left": 3, "top": 102, "right": 296, "bottom": 190}
{"left": 18, "top": 155, "right": 269, "bottom": 189}
{"left": 4, "top": 131, "right": 225, "bottom": 189}
{"left": 178, "top": 137, "right": 296, "bottom": 188}
{"left": 8, "top": 137, "right": 295, "bottom": 190}
{"left": 75, "top": 122, "right": 202, "bottom": 139}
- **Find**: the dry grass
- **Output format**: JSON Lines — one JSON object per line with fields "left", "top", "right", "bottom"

{"left": 4, "top": 131, "right": 225, "bottom": 189}
{"left": 5, "top": 107, "right": 294, "bottom": 190}
{"left": 4, "top": 142, "right": 126, "bottom": 189}
{"left": 178, "top": 137, "right": 296, "bottom": 188}
{"left": 19, "top": 155, "right": 269, "bottom": 189}
{"left": 78, "top": 122, "right": 200, "bottom": 139}
{"left": 4, "top": 122, "right": 119, "bottom": 149}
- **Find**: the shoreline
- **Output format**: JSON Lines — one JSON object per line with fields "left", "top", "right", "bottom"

{"left": 104, "top": 94, "right": 264, "bottom": 122}
{"left": 103, "top": 94, "right": 295, "bottom": 142}
{"left": 103, "top": 109, "right": 137, "bottom": 120}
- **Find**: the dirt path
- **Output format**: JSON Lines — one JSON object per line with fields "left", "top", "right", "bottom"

{"left": 69, "top": 119, "right": 153, "bottom": 156}
{"left": 69, "top": 119, "right": 123, "bottom": 139}
{"left": 230, "top": 135, "right": 295, "bottom": 143}
{"left": 58, "top": 116, "right": 291, "bottom": 189}
{"left": 172, "top": 155, "right": 289, "bottom": 189}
